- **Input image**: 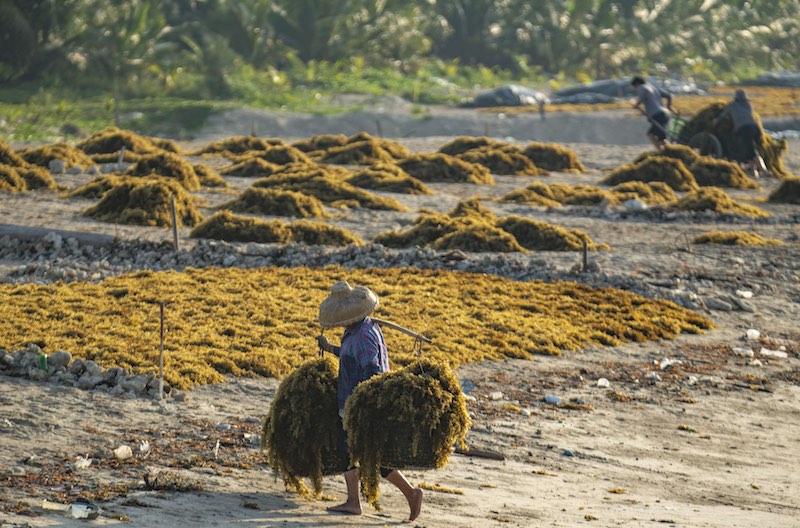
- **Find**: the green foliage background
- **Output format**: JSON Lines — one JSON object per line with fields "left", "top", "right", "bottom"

{"left": 1, "top": 0, "right": 798, "bottom": 139}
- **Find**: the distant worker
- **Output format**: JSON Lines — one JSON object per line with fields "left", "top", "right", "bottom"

{"left": 631, "top": 76, "right": 673, "bottom": 150}
{"left": 712, "top": 89, "right": 767, "bottom": 178}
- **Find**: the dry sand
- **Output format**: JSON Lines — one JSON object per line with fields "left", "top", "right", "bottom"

{"left": 1, "top": 119, "right": 799, "bottom": 527}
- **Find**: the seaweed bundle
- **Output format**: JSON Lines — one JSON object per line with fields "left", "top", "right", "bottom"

{"left": 675, "top": 187, "right": 769, "bottom": 218}
{"left": 501, "top": 182, "right": 616, "bottom": 207}
{"left": 396, "top": 154, "right": 494, "bottom": 184}
{"left": 251, "top": 170, "right": 406, "bottom": 211}
{"left": 17, "top": 143, "right": 96, "bottom": 170}
{"left": 438, "top": 136, "right": 503, "bottom": 156}
{"left": 634, "top": 144, "right": 700, "bottom": 167}
{"left": 192, "top": 164, "right": 227, "bottom": 187}
{"left": 0, "top": 139, "right": 28, "bottom": 167}
{"left": 0, "top": 164, "right": 27, "bottom": 192}
{"left": 227, "top": 145, "right": 311, "bottom": 165}
{"left": 679, "top": 102, "right": 789, "bottom": 178}
{"left": 345, "top": 132, "right": 410, "bottom": 160}
{"left": 292, "top": 134, "right": 348, "bottom": 153}
{"left": 261, "top": 357, "right": 341, "bottom": 498}
{"left": 77, "top": 127, "right": 166, "bottom": 155}
{"left": 190, "top": 210, "right": 363, "bottom": 246}
{"left": 316, "top": 140, "right": 397, "bottom": 165}
{"left": 90, "top": 151, "right": 142, "bottom": 164}
{"left": 220, "top": 187, "right": 328, "bottom": 218}
{"left": 344, "top": 359, "right": 470, "bottom": 508}
{"left": 609, "top": 181, "right": 676, "bottom": 205}
{"left": 67, "top": 175, "right": 124, "bottom": 199}
{"left": 496, "top": 216, "right": 608, "bottom": 251}
{"left": 691, "top": 230, "right": 783, "bottom": 246}
{"left": 521, "top": 142, "right": 586, "bottom": 172}
{"left": 432, "top": 219, "right": 526, "bottom": 252}
{"left": 347, "top": 164, "right": 432, "bottom": 195}
{"left": 220, "top": 158, "right": 281, "bottom": 178}
{"left": 688, "top": 157, "right": 759, "bottom": 189}
{"left": 601, "top": 156, "right": 698, "bottom": 191}
{"left": 16, "top": 165, "right": 58, "bottom": 190}
{"left": 125, "top": 152, "right": 201, "bottom": 190}
{"left": 83, "top": 177, "right": 203, "bottom": 227}
{"left": 457, "top": 146, "right": 544, "bottom": 176}
{"left": 768, "top": 177, "right": 800, "bottom": 204}
{"left": 192, "top": 136, "right": 286, "bottom": 156}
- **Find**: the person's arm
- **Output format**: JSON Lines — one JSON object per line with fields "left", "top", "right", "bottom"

{"left": 351, "top": 333, "right": 383, "bottom": 380}
{"left": 712, "top": 104, "right": 731, "bottom": 127}
{"left": 316, "top": 335, "right": 341, "bottom": 357}
{"left": 661, "top": 88, "right": 673, "bottom": 111}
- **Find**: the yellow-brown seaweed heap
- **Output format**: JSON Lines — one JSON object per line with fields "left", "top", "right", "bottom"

{"left": 438, "top": 136, "right": 502, "bottom": 156}
{"left": 192, "top": 136, "right": 287, "bottom": 156}
{"left": 67, "top": 175, "right": 124, "bottom": 199}
{"left": 77, "top": 127, "right": 169, "bottom": 155}
{"left": 457, "top": 146, "right": 544, "bottom": 176}
{"left": 768, "top": 177, "right": 800, "bottom": 204}
{"left": 0, "top": 139, "right": 28, "bottom": 167}
{"left": 316, "top": 140, "right": 397, "bottom": 166}
{"left": 0, "top": 266, "right": 712, "bottom": 390}
{"left": 345, "top": 360, "right": 470, "bottom": 507}
{"left": 221, "top": 187, "right": 328, "bottom": 218}
{"left": 17, "top": 143, "right": 96, "bottom": 171}
{"left": 192, "top": 164, "right": 227, "bottom": 187}
{"left": 634, "top": 144, "right": 700, "bottom": 168}
{"left": 689, "top": 157, "right": 759, "bottom": 189}
{"left": 521, "top": 142, "right": 586, "bottom": 173}
{"left": 220, "top": 158, "right": 281, "bottom": 178}
{"left": 227, "top": 145, "right": 311, "bottom": 166}
{"left": 83, "top": 177, "right": 203, "bottom": 227}
{"left": 125, "top": 152, "right": 202, "bottom": 190}
{"left": 609, "top": 181, "right": 677, "bottom": 205}
{"left": 396, "top": 154, "right": 494, "bottom": 184}
{"left": 347, "top": 164, "right": 432, "bottom": 195}
{"left": 375, "top": 199, "right": 605, "bottom": 252}
{"left": 261, "top": 357, "right": 341, "bottom": 498}
{"left": 601, "top": 156, "right": 698, "bottom": 191}
{"left": 190, "top": 210, "right": 363, "bottom": 246}
{"left": 675, "top": 187, "right": 769, "bottom": 219}
{"left": 0, "top": 139, "right": 58, "bottom": 190}
{"left": 252, "top": 169, "right": 406, "bottom": 211}
{"left": 0, "top": 165, "right": 27, "bottom": 192}
{"left": 292, "top": 134, "right": 349, "bottom": 153}
{"left": 692, "top": 230, "right": 783, "bottom": 246}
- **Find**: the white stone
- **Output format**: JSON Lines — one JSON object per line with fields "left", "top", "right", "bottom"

{"left": 759, "top": 347, "right": 788, "bottom": 359}
{"left": 746, "top": 329, "right": 761, "bottom": 340}
{"left": 597, "top": 378, "right": 610, "bottom": 388}
{"left": 488, "top": 391, "right": 504, "bottom": 401}
{"left": 113, "top": 445, "right": 133, "bottom": 460}
{"left": 736, "top": 290, "right": 754, "bottom": 299}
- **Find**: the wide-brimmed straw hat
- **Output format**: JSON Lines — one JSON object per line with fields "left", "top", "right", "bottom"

{"left": 318, "top": 280, "right": 379, "bottom": 327}
{"left": 735, "top": 89, "right": 749, "bottom": 102}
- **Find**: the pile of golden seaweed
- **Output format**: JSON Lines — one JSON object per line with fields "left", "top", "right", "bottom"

{"left": 192, "top": 136, "right": 287, "bottom": 156}
{"left": 77, "top": 127, "right": 180, "bottom": 156}
{"left": 251, "top": 168, "right": 406, "bottom": 211}
{"left": 768, "top": 177, "right": 800, "bottom": 204}
{"left": 0, "top": 267, "right": 713, "bottom": 389}
{"left": 502, "top": 181, "right": 675, "bottom": 207}
{"left": 192, "top": 164, "right": 227, "bottom": 187}
{"left": 344, "top": 360, "right": 470, "bottom": 508}
{"left": 220, "top": 158, "right": 281, "bottom": 177}
{"left": 0, "top": 139, "right": 58, "bottom": 191}
{"left": 374, "top": 199, "right": 606, "bottom": 252}
{"left": 634, "top": 144, "right": 759, "bottom": 189}
{"left": 303, "top": 133, "right": 410, "bottom": 165}
{"left": 190, "top": 210, "right": 363, "bottom": 246}
{"left": 456, "top": 146, "right": 544, "bottom": 176}
{"left": 125, "top": 152, "right": 202, "bottom": 190}
{"left": 691, "top": 230, "right": 783, "bottom": 246}
{"left": 521, "top": 142, "right": 586, "bottom": 172}
{"left": 220, "top": 187, "right": 328, "bottom": 218}
{"left": 83, "top": 177, "right": 203, "bottom": 227}
{"left": 67, "top": 175, "right": 124, "bottom": 199}
{"left": 438, "top": 136, "right": 585, "bottom": 173}
{"left": 347, "top": 164, "right": 432, "bottom": 195}
{"left": 675, "top": 187, "right": 769, "bottom": 219}
{"left": 261, "top": 357, "right": 341, "bottom": 498}
{"left": 678, "top": 102, "right": 789, "bottom": 178}
{"left": 17, "top": 143, "right": 96, "bottom": 170}
{"left": 227, "top": 145, "right": 312, "bottom": 166}
{"left": 601, "top": 157, "right": 698, "bottom": 191}
{"left": 292, "top": 134, "right": 348, "bottom": 153}
{"left": 396, "top": 154, "right": 494, "bottom": 184}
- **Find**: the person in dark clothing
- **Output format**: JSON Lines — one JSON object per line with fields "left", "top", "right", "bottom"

{"left": 713, "top": 89, "right": 767, "bottom": 177}
{"left": 631, "top": 76, "right": 674, "bottom": 149}
{"left": 316, "top": 280, "right": 423, "bottom": 522}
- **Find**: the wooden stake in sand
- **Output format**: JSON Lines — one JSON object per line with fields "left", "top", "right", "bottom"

{"left": 158, "top": 302, "right": 165, "bottom": 401}
{"left": 169, "top": 196, "right": 180, "bottom": 252}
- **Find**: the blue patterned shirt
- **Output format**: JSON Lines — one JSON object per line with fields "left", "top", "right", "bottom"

{"left": 336, "top": 317, "right": 389, "bottom": 413}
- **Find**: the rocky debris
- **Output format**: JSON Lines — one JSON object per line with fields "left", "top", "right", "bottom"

{"left": 0, "top": 342, "right": 173, "bottom": 400}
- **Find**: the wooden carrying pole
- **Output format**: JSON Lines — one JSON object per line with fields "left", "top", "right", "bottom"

{"left": 371, "top": 317, "right": 432, "bottom": 344}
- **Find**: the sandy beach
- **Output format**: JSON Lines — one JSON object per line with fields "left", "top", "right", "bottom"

{"left": 1, "top": 113, "right": 799, "bottom": 528}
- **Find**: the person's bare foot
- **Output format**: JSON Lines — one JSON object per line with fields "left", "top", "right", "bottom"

{"left": 408, "top": 487, "right": 423, "bottom": 521}
{"left": 327, "top": 500, "right": 362, "bottom": 515}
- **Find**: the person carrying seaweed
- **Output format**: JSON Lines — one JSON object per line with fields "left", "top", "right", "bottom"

{"left": 631, "top": 75, "right": 673, "bottom": 150}
{"left": 712, "top": 89, "right": 767, "bottom": 178}
{"left": 316, "top": 280, "right": 424, "bottom": 521}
